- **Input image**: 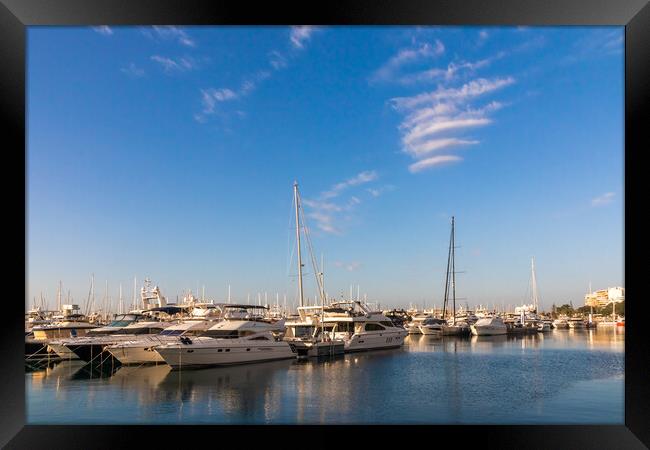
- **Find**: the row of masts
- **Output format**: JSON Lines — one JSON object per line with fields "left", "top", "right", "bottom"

{"left": 31, "top": 182, "right": 546, "bottom": 320}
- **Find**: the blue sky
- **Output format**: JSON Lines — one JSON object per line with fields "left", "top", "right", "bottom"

{"left": 27, "top": 26, "right": 624, "bottom": 312}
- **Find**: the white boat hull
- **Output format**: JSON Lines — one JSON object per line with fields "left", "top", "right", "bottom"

{"left": 106, "top": 343, "right": 166, "bottom": 365}
{"left": 470, "top": 324, "right": 507, "bottom": 336}
{"left": 343, "top": 329, "right": 407, "bottom": 352}
{"left": 419, "top": 325, "right": 443, "bottom": 335}
{"left": 156, "top": 338, "right": 297, "bottom": 369}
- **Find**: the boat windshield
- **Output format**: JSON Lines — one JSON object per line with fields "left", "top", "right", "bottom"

{"left": 107, "top": 315, "right": 140, "bottom": 327}
{"left": 114, "top": 327, "right": 165, "bottom": 335}
{"left": 159, "top": 329, "right": 184, "bottom": 336}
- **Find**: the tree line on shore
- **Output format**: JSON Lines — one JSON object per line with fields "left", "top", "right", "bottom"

{"left": 549, "top": 301, "right": 624, "bottom": 318}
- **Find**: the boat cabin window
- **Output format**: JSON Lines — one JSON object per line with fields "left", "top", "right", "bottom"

{"left": 203, "top": 330, "right": 240, "bottom": 338}
{"left": 290, "top": 326, "right": 315, "bottom": 338}
{"left": 334, "top": 322, "right": 354, "bottom": 333}
{"left": 379, "top": 321, "right": 394, "bottom": 328}
{"left": 364, "top": 323, "right": 386, "bottom": 331}
{"left": 250, "top": 336, "right": 270, "bottom": 340}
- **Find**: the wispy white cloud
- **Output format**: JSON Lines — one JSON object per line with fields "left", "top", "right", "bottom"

{"left": 395, "top": 81, "right": 509, "bottom": 165}
{"left": 371, "top": 40, "right": 445, "bottom": 83}
{"left": 391, "top": 77, "right": 514, "bottom": 111}
{"left": 290, "top": 26, "right": 318, "bottom": 49}
{"left": 268, "top": 50, "right": 288, "bottom": 70}
{"left": 408, "top": 155, "right": 462, "bottom": 173}
{"left": 150, "top": 55, "right": 197, "bottom": 73}
{"left": 196, "top": 26, "right": 321, "bottom": 125}
{"left": 93, "top": 26, "right": 113, "bottom": 36}
{"left": 576, "top": 30, "right": 622, "bottom": 57}
{"left": 322, "top": 170, "right": 378, "bottom": 199}
{"left": 591, "top": 192, "right": 615, "bottom": 207}
{"left": 334, "top": 261, "right": 362, "bottom": 272}
{"left": 120, "top": 62, "right": 145, "bottom": 78}
{"left": 302, "top": 171, "right": 381, "bottom": 235}
{"left": 150, "top": 25, "right": 196, "bottom": 47}
{"left": 366, "top": 185, "right": 395, "bottom": 198}
{"left": 377, "top": 32, "right": 515, "bottom": 175}
{"left": 200, "top": 88, "right": 238, "bottom": 114}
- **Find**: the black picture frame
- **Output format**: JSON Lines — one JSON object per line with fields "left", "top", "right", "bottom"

{"left": 2, "top": 0, "right": 648, "bottom": 448}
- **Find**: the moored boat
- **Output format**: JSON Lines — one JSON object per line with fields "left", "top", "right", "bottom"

{"left": 470, "top": 316, "right": 507, "bottom": 336}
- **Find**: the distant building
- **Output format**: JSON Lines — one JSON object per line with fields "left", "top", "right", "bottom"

{"left": 584, "top": 286, "right": 624, "bottom": 307}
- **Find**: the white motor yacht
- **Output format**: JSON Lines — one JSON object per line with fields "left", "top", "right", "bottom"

{"left": 567, "top": 317, "right": 586, "bottom": 329}
{"left": 553, "top": 317, "right": 570, "bottom": 329}
{"left": 470, "top": 316, "right": 507, "bottom": 336}
{"left": 51, "top": 312, "right": 178, "bottom": 362}
{"left": 283, "top": 306, "right": 345, "bottom": 358}
{"left": 319, "top": 301, "right": 407, "bottom": 352}
{"left": 106, "top": 317, "right": 221, "bottom": 365}
{"left": 406, "top": 313, "right": 433, "bottom": 334}
{"left": 418, "top": 317, "right": 447, "bottom": 335}
{"left": 155, "top": 304, "right": 296, "bottom": 369}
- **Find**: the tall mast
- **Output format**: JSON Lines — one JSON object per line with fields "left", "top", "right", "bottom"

{"left": 451, "top": 216, "right": 456, "bottom": 325}
{"left": 294, "top": 181, "right": 305, "bottom": 308}
{"left": 228, "top": 284, "right": 231, "bottom": 304}
{"left": 442, "top": 217, "right": 453, "bottom": 320}
{"left": 91, "top": 274, "right": 95, "bottom": 315}
{"left": 119, "top": 283, "right": 123, "bottom": 315}
{"left": 531, "top": 257, "right": 538, "bottom": 312}
{"left": 132, "top": 276, "right": 137, "bottom": 311}
{"left": 320, "top": 253, "right": 326, "bottom": 305}
{"left": 57, "top": 281, "right": 62, "bottom": 312}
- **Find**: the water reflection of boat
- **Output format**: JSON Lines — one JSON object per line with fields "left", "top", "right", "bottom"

{"left": 108, "top": 364, "right": 172, "bottom": 389}
{"left": 157, "top": 359, "right": 294, "bottom": 416}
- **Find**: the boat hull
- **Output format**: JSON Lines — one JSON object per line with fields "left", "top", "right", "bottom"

{"left": 343, "top": 329, "right": 407, "bottom": 352}
{"left": 156, "top": 341, "right": 297, "bottom": 370}
{"left": 106, "top": 344, "right": 166, "bottom": 365}
{"left": 287, "top": 340, "right": 345, "bottom": 358}
{"left": 470, "top": 325, "right": 507, "bottom": 336}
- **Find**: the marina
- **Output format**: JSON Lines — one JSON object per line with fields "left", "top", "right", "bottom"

{"left": 26, "top": 327, "right": 624, "bottom": 424}
{"left": 24, "top": 25, "right": 626, "bottom": 429}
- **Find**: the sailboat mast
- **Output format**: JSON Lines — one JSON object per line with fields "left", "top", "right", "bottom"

{"left": 442, "top": 217, "right": 453, "bottom": 320}
{"left": 531, "top": 257, "right": 538, "bottom": 313}
{"left": 294, "top": 182, "right": 305, "bottom": 308}
{"left": 57, "top": 281, "right": 62, "bottom": 313}
{"left": 451, "top": 216, "right": 456, "bottom": 325}
{"left": 320, "top": 253, "right": 326, "bottom": 304}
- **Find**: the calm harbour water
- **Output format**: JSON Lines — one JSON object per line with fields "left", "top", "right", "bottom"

{"left": 26, "top": 328, "right": 624, "bottom": 424}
